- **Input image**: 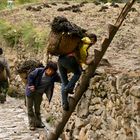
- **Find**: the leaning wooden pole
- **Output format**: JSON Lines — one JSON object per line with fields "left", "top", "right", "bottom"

{"left": 47, "top": 0, "right": 136, "bottom": 139}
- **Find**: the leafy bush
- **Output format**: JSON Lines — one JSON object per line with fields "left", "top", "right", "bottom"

{"left": 0, "top": 20, "right": 48, "bottom": 50}
{"left": 0, "top": 20, "right": 21, "bottom": 47}
{"left": 17, "top": 0, "right": 39, "bottom": 4}
{"left": 0, "top": 1, "right": 7, "bottom": 10}
{"left": 20, "top": 23, "right": 36, "bottom": 47}
{"left": 0, "top": 20, "right": 11, "bottom": 34}
{"left": 0, "top": 0, "right": 40, "bottom": 10}
{"left": 20, "top": 23, "right": 47, "bottom": 51}
{"left": 3, "top": 29, "right": 21, "bottom": 47}
{"left": 33, "top": 29, "right": 47, "bottom": 51}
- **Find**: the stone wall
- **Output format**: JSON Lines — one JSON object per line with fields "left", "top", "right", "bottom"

{"left": 65, "top": 72, "right": 140, "bottom": 140}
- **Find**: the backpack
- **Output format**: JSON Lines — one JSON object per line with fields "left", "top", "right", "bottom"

{"left": 17, "top": 60, "right": 44, "bottom": 83}
{"left": 47, "top": 30, "right": 82, "bottom": 55}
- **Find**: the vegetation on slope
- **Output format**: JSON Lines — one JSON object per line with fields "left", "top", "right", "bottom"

{"left": 0, "top": 20, "right": 48, "bottom": 51}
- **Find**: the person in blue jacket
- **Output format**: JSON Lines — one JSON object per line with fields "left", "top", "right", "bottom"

{"left": 25, "top": 61, "right": 60, "bottom": 131}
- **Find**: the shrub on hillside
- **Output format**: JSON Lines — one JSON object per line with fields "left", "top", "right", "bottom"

{"left": 17, "top": 0, "right": 38, "bottom": 4}
{"left": 0, "top": 20, "right": 21, "bottom": 47}
{"left": 0, "top": 20, "right": 48, "bottom": 50}
{"left": 0, "top": 0, "right": 7, "bottom": 10}
{"left": 20, "top": 23, "right": 47, "bottom": 51}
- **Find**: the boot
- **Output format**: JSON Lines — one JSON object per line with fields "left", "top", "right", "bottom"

{"left": 35, "top": 115, "right": 44, "bottom": 128}
{"left": 28, "top": 115, "right": 36, "bottom": 131}
{"left": 29, "top": 126, "right": 35, "bottom": 131}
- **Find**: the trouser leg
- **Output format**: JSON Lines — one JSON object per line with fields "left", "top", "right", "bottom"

{"left": 66, "top": 70, "right": 81, "bottom": 90}
{"left": 58, "top": 56, "right": 69, "bottom": 86}
{"left": 0, "top": 81, "right": 9, "bottom": 103}
{"left": 26, "top": 96, "right": 36, "bottom": 127}
{"left": 34, "top": 93, "right": 43, "bottom": 126}
{"left": 58, "top": 57, "right": 69, "bottom": 106}
{"left": 59, "top": 56, "right": 82, "bottom": 90}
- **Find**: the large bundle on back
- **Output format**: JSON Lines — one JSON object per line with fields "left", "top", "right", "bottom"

{"left": 17, "top": 60, "right": 44, "bottom": 74}
{"left": 47, "top": 16, "right": 87, "bottom": 55}
{"left": 17, "top": 60, "right": 44, "bottom": 83}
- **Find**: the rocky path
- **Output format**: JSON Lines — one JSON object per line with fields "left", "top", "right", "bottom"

{"left": 0, "top": 96, "right": 47, "bottom": 140}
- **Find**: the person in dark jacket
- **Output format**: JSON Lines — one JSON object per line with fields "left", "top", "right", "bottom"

{"left": 26, "top": 61, "right": 60, "bottom": 131}
{"left": 0, "top": 48, "right": 10, "bottom": 103}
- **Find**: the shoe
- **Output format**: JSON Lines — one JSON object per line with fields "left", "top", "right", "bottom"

{"left": 63, "top": 87, "right": 74, "bottom": 94}
{"left": 63, "top": 102, "right": 69, "bottom": 111}
{"left": 68, "top": 89, "right": 74, "bottom": 94}
{"left": 36, "top": 123, "right": 45, "bottom": 128}
{"left": 29, "top": 126, "right": 35, "bottom": 131}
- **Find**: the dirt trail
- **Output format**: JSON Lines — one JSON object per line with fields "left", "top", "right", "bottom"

{"left": 0, "top": 96, "right": 47, "bottom": 140}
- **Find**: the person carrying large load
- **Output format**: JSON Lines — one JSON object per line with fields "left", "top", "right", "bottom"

{"left": 47, "top": 16, "right": 87, "bottom": 55}
{"left": 47, "top": 16, "right": 97, "bottom": 111}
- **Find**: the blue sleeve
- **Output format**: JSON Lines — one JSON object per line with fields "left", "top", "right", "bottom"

{"left": 27, "top": 69, "right": 39, "bottom": 86}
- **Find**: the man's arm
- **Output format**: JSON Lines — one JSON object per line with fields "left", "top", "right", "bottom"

{"left": 27, "top": 69, "right": 40, "bottom": 92}
{"left": 27, "top": 69, "right": 38, "bottom": 85}
{"left": 45, "top": 84, "right": 54, "bottom": 103}
{"left": 85, "top": 55, "right": 94, "bottom": 65}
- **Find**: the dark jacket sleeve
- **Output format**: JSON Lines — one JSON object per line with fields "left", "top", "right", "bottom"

{"left": 27, "top": 69, "right": 39, "bottom": 86}
{"left": 45, "top": 83, "right": 54, "bottom": 103}
{"left": 45, "top": 72, "right": 61, "bottom": 103}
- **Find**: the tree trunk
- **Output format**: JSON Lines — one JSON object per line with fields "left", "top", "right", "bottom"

{"left": 47, "top": 0, "right": 136, "bottom": 139}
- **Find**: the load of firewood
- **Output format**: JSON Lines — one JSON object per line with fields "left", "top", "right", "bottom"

{"left": 17, "top": 59, "right": 44, "bottom": 74}
{"left": 47, "top": 16, "right": 87, "bottom": 55}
